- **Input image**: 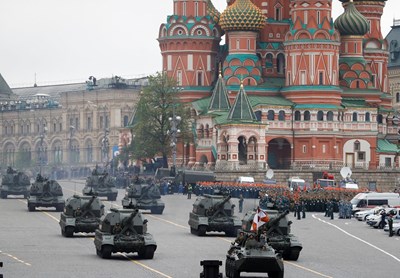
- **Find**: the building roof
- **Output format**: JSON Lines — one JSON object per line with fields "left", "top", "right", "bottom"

{"left": 227, "top": 83, "right": 257, "bottom": 122}
{"left": 220, "top": 0, "right": 265, "bottom": 32}
{"left": 334, "top": 1, "right": 369, "bottom": 36}
{"left": 377, "top": 139, "right": 399, "bottom": 153}
{"left": 0, "top": 73, "right": 15, "bottom": 100}
{"left": 208, "top": 73, "right": 231, "bottom": 111}
{"left": 386, "top": 22, "right": 400, "bottom": 68}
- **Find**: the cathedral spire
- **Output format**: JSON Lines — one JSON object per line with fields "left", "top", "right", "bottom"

{"left": 227, "top": 83, "right": 256, "bottom": 122}
{"left": 208, "top": 72, "right": 231, "bottom": 111}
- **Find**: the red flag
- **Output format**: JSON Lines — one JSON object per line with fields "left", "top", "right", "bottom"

{"left": 251, "top": 207, "right": 270, "bottom": 231}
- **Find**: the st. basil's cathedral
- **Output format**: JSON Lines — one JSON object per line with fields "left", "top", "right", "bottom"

{"left": 158, "top": 0, "right": 397, "bottom": 171}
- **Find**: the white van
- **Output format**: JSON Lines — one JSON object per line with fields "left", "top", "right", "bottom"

{"left": 351, "top": 192, "right": 400, "bottom": 213}
{"left": 288, "top": 177, "right": 308, "bottom": 191}
{"left": 237, "top": 176, "right": 254, "bottom": 184}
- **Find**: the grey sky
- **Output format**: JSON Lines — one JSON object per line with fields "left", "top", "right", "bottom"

{"left": 0, "top": 0, "right": 398, "bottom": 87}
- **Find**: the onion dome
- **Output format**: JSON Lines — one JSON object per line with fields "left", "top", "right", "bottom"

{"left": 334, "top": 1, "right": 369, "bottom": 36}
{"left": 207, "top": 0, "right": 220, "bottom": 23}
{"left": 220, "top": 0, "right": 265, "bottom": 32}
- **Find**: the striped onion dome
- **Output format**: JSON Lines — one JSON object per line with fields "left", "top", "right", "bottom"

{"left": 220, "top": 0, "right": 265, "bottom": 32}
{"left": 334, "top": 1, "right": 369, "bottom": 36}
{"left": 207, "top": 0, "right": 221, "bottom": 23}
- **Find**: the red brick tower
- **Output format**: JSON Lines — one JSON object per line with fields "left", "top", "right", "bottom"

{"left": 283, "top": 0, "right": 342, "bottom": 105}
{"left": 158, "top": 0, "right": 222, "bottom": 102}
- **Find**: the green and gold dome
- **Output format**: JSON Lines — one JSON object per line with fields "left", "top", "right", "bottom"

{"left": 207, "top": 0, "right": 221, "bottom": 23}
{"left": 334, "top": 1, "right": 369, "bottom": 36}
{"left": 220, "top": 0, "right": 265, "bottom": 32}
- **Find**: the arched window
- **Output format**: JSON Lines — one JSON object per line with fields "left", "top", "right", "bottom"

{"left": 317, "top": 111, "right": 324, "bottom": 121}
{"left": 304, "top": 111, "right": 311, "bottom": 121}
{"left": 327, "top": 111, "right": 334, "bottom": 121}
{"left": 396, "top": 92, "right": 400, "bottom": 103}
{"left": 255, "top": 110, "right": 262, "bottom": 121}
{"left": 277, "top": 53, "right": 285, "bottom": 74}
{"left": 278, "top": 110, "right": 285, "bottom": 121}
{"left": 365, "top": 112, "right": 371, "bottom": 122}
{"left": 123, "top": 115, "right": 129, "bottom": 127}
{"left": 352, "top": 112, "right": 358, "bottom": 122}
{"left": 205, "top": 124, "right": 210, "bottom": 138}
{"left": 266, "top": 53, "right": 273, "bottom": 68}
{"left": 354, "top": 140, "right": 360, "bottom": 151}
{"left": 377, "top": 114, "right": 383, "bottom": 124}
{"left": 294, "top": 111, "right": 301, "bottom": 121}
{"left": 267, "top": 110, "right": 275, "bottom": 121}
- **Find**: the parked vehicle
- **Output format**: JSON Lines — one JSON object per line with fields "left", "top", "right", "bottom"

{"left": 351, "top": 192, "right": 400, "bottom": 214}
{"left": 366, "top": 208, "right": 400, "bottom": 228}
{"left": 354, "top": 206, "right": 388, "bottom": 221}
{"left": 288, "top": 177, "right": 308, "bottom": 191}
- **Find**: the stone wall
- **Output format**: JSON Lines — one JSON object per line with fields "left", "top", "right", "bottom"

{"left": 215, "top": 169, "right": 400, "bottom": 192}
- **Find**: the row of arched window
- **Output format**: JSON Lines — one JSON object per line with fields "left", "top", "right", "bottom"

{"left": 258, "top": 110, "right": 373, "bottom": 122}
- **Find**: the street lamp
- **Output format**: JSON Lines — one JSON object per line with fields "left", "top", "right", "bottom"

{"left": 101, "top": 127, "right": 110, "bottom": 169}
{"left": 168, "top": 86, "right": 183, "bottom": 176}
{"left": 38, "top": 126, "right": 48, "bottom": 176}
{"left": 68, "top": 125, "right": 75, "bottom": 180}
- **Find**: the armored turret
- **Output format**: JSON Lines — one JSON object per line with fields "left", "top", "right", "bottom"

{"left": 94, "top": 208, "right": 157, "bottom": 259}
{"left": 82, "top": 171, "right": 117, "bottom": 201}
{"left": 27, "top": 178, "right": 64, "bottom": 212}
{"left": 121, "top": 178, "right": 164, "bottom": 214}
{"left": 189, "top": 194, "right": 241, "bottom": 236}
{"left": 59, "top": 194, "right": 105, "bottom": 237}
{"left": 0, "top": 170, "right": 30, "bottom": 199}
{"left": 242, "top": 209, "right": 302, "bottom": 261}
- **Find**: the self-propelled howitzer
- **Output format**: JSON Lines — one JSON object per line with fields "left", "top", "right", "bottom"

{"left": 121, "top": 181, "right": 164, "bottom": 214}
{"left": 94, "top": 208, "right": 157, "bottom": 259}
{"left": 242, "top": 209, "right": 303, "bottom": 261}
{"left": 189, "top": 194, "right": 241, "bottom": 237}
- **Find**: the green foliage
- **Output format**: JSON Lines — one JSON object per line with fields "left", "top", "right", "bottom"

{"left": 129, "top": 72, "right": 191, "bottom": 167}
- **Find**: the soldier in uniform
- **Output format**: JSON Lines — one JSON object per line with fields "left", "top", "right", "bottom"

{"left": 238, "top": 194, "right": 244, "bottom": 213}
{"left": 259, "top": 191, "right": 269, "bottom": 210}
{"left": 388, "top": 212, "right": 394, "bottom": 237}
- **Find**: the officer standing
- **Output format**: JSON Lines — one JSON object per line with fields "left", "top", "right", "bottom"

{"left": 238, "top": 194, "right": 244, "bottom": 213}
{"left": 388, "top": 212, "right": 394, "bottom": 237}
{"left": 187, "top": 184, "right": 193, "bottom": 199}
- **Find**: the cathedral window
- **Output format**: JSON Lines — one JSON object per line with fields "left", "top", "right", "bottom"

{"left": 352, "top": 112, "right": 358, "bottom": 122}
{"left": 377, "top": 114, "right": 383, "bottom": 124}
{"left": 236, "top": 39, "right": 240, "bottom": 50}
{"left": 123, "top": 116, "right": 129, "bottom": 127}
{"left": 327, "top": 111, "right": 334, "bottom": 121}
{"left": 322, "top": 145, "right": 326, "bottom": 154}
{"left": 294, "top": 111, "right": 301, "bottom": 121}
{"left": 277, "top": 53, "right": 285, "bottom": 74}
{"left": 317, "top": 111, "right": 324, "bottom": 121}
{"left": 300, "top": 71, "right": 306, "bottom": 85}
{"left": 247, "top": 39, "right": 251, "bottom": 50}
{"left": 319, "top": 71, "right": 324, "bottom": 85}
{"left": 304, "top": 11, "right": 308, "bottom": 24}
{"left": 267, "top": 110, "right": 275, "bottom": 121}
{"left": 396, "top": 92, "right": 400, "bottom": 103}
{"left": 183, "top": 2, "right": 187, "bottom": 16}
{"left": 255, "top": 111, "right": 262, "bottom": 121}
{"left": 197, "top": 71, "right": 203, "bottom": 86}
{"left": 266, "top": 53, "right": 273, "bottom": 68}
{"left": 304, "top": 111, "right": 311, "bottom": 121}
{"left": 177, "top": 70, "right": 183, "bottom": 86}
{"left": 365, "top": 112, "right": 371, "bottom": 122}
{"left": 278, "top": 110, "right": 285, "bottom": 121}
{"left": 354, "top": 140, "right": 360, "bottom": 152}
{"left": 275, "top": 7, "right": 281, "bottom": 21}
{"left": 356, "top": 80, "right": 360, "bottom": 88}
{"left": 195, "top": 2, "right": 199, "bottom": 17}
{"left": 302, "top": 145, "right": 307, "bottom": 153}
{"left": 357, "top": 152, "right": 365, "bottom": 161}
{"left": 317, "top": 11, "right": 321, "bottom": 25}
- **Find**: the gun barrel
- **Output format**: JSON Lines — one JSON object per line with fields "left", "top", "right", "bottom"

{"left": 123, "top": 209, "right": 139, "bottom": 226}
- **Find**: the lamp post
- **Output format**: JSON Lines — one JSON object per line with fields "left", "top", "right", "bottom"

{"left": 168, "top": 106, "right": 181, "bottom": 177}
{"left": 68, "top": 125, "right": 75, "bottom": 180}
{"left": 38, "top": 126, "right": 47, "bottom": 176}
{"left": 101, "top": 127, "right": 110, "bottom": 169}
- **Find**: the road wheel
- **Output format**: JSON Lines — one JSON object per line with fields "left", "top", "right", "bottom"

{"left": 56, "top": 204, "right": 64, "bottom": 212}
{"left": 28, "top": 204, "right": 35, "bottom": 212}
{"left": 226, "top": 226, "right": 240, "bottom": 237}
{"left": 151, "top": 207, "right": 164, "bottom": 214}
{"left": 397, "top": 229, "right": 400, "bottom": 236}
{"left": 100, "top": 245, "right": 112, "bottom": 259}
{"left": 288, "top": 247, "right": 301, "bottom": 261}
{"left": 65, "top": 226, "right": 74, "bottom": 237}
{"left": 190, "top": 227, "right": 197, "bottom": 235}
{"left": 268, "top": 270, "right": 284, "bottom": 278}
{"left": 139, "top": 246, "right": 155, "bottom": 259}
{"left": 197, "top": 225, "right": 207, "bottom": 236}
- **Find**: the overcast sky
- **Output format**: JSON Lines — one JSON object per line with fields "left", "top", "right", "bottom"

{"left": 0, "top": 0, "right": 398, "bottom": 88}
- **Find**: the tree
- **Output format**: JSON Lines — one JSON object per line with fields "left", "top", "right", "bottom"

{"left": 129, "top": 72, "right": 190, "bottom": 168}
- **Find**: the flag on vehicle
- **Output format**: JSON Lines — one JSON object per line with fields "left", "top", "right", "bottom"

{"left": 251, "top": 207, "right": 270, "bottom": 231}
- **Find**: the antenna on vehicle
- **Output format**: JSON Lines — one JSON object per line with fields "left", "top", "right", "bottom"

{"left": 266, "top": 169, "right": 274, "bottom": 180}
{"left": 340, "top": 167, "right": 352, "bottom": 180}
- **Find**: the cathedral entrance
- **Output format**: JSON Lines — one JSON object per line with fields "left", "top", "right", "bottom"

{"left": 267, "top": 138, "right": 291, "bottom": 169}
